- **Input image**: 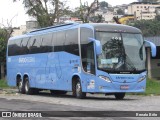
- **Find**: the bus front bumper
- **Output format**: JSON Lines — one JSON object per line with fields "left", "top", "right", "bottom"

{"left": 86, "top": 80, "right": 146, "bottom": 93}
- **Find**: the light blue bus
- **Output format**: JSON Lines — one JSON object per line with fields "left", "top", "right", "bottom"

{"left": 7, "top": 23, "right": 156, "bottom": 99}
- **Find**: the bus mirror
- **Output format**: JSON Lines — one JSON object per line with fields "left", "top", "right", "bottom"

{"left": 144, "top": 40, "right": 156, "bottom": 57}
{"left": 88, "top": 38, "right": 102, "bottom": 55}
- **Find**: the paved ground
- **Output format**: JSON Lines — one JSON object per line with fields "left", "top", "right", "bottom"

{"left": 0, "top": 89, "right": 160, "bottom": 120}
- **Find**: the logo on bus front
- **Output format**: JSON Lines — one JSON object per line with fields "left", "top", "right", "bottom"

{"left": 19, "top": 57, "right": 35, "bottom": 63}
{"left": 116, "top": 76, "right": 134, "bottom": 80}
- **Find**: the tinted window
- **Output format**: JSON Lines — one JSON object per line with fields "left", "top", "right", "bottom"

{"left": 52, "top": 32, "right": 56, "bottom": 52}
{"left": 54, "top": 31, "right": 65, "bottom": 52}
{"left": 15, "top": 39, "right": 22, "bottom": 55}
{"left": 21, "top": 37, "right": 30, "bottom": 55}
{"left": 9, "top": 39, "right": 22, "bottom": 56}
{"left": 65, "top": 29, "right": 79, "bottom": 55}
{"left": 8, "top": 40, "right": 15, "bottom": 56}
{"left": 29, "top": 36, "right": 41, "bottom": 54}
{"left": 41, "top": 33, "right": 53, "bottom": 53}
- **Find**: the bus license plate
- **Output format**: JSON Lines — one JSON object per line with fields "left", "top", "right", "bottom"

{"left": 120, "top": 85, "right": 129, "bottom": 90}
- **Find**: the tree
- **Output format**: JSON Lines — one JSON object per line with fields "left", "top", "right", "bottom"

{"left": 128, "top": 20, "right": 160, "bottom": 37}
{"left": 0, "top": 29, "right": 8, "bottom": 63}
{"left": 0, "top": 28, "right": 12, "bottom": 79}
{"left": 80, "top": 0, "right": 99, "bottom": 23}
{"left": 117, "top": 8, "right": 125, "bottom": 15}
{"left": 0, "top": 17, "right": 14, "bottom": 79}
{"left": 99, "top": 1, "right": 108, "bottom": 9}
{"left": 90, "top": 14, "right": 104, "bottom": 23}
{"left": 14, "top": 0, "right": 69, "bottom": 27}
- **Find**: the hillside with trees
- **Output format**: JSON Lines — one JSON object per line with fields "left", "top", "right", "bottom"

{"left": 128, "top": 16, "right": 160, "bottom": 37}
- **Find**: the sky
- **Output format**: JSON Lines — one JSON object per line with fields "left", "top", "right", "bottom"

{"left": 0, "top": 0, "right": 138, "bottom": 27}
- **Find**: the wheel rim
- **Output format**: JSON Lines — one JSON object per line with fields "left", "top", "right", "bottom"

{"left": 18, "top": 81, "right": 22, "bottom": 92}
{"left": 76, "top": 82, "right": 81, "bottom": 97}
{"left": 25, "top": 81, "right": 29, "bottom": 93}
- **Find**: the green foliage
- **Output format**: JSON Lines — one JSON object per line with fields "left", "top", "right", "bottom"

{"left": 79, "top": 0, "right": 99, "bottom": 23}
{"left": 99, "top": 1, "right": 108, "bottom": 8}
{"left": 14, "top": 0, "right": 69, "bottom": 27}
{"left": 146, "top": 78, "right": 160, "bottom": 95}
{"left": 128, "top": 19, "right": 160, "bottom": 37}
{"left": 73, "top": 0, "right": 104, "bottom": 23}
{"left": 129, "top": 78, "right": 160, "bottom": 95}
{"left": 0, "top": 29, "right": 8, "bottom": 63}
{"left": 117, "top": 9, "right": 125, "bottom": 15}
{"left": 0, "top": 79, "right": 9, "bottom": 88}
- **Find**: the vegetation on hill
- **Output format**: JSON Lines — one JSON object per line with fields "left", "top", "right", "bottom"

{"left": 128, "top": 16, "right": 160, "bottom": 37}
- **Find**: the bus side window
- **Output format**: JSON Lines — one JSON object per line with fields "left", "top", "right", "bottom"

{"left": 54, "top": 31, "right": 65, "bottom": 52}
{"left": 65, "top": 29, "right": 79, "bottom": 55}
{"left": 21, "top": 37, "right": 30, "bottom": 55}
{"left": 14, "top": 39, "right": 22, "bottom": 55}
{"left": 41, "top": 33, "right": 52, "bottom": 53}
{"left": 8, "top": 40, "right": 15, "bottom": 56}
{"left": 28, "top": 36, "right": 42, "bottom": 54}
{"left": 52, "top": 32, "right": 56, "bottom": 52}
{"left": 29, "top": 37, "right": 36, "bottom": 54}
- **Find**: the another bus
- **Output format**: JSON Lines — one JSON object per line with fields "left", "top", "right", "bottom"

{"left": 7, "top": 23, "right": 156, "bottom": 99}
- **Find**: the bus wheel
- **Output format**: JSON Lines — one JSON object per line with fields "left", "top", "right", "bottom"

{"left": 24, "top": 78, "right": 34, "bottom": 95}
{"left": 18, "top": 80, "right": 25, "bottom": 94}
{"left": 114, "top": 93, "right": 125, "bottom": 100}
{"left": 50, "top": 90, "right": 67, "bottom": 95}
{"left": 74, "top": 80, "right": 86, "bottom": 99}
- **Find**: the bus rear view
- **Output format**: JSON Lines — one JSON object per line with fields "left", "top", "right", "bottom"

{"left": 7, "top": 23, "right": 156, "bottom": 99}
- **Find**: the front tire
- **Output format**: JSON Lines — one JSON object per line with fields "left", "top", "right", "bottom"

{"left": 114, "top": 93, "right": 125, "bottom": 100}
{"left": 73, "top": 80, "right": 86, "bottom": 99}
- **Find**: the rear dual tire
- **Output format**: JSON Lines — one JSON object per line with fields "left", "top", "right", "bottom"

{"left": 18, "top": 78, "right": 38, "bottom": 95}
{"left": 24, "top": 79, "right": 39, "bottom": 95}
{"left": 18, "top": 80, "right": 25, "bottom": 94}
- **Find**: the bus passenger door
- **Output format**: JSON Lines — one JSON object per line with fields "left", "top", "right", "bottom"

{"left": 81, "top": 42, "right": 96, "bottom": 92}
{"left": 84, "top": 42, "right": 95, "bottom": 74}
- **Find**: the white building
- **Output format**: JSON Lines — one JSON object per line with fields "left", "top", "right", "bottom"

{"left": 127, "top": 2, "right": 160, "bottom": 20}
{"left": 12, "top": 25, "right": 26, "bottom": 37}
{"left": 26, "top": 21, "right": 39, "bottom": 32}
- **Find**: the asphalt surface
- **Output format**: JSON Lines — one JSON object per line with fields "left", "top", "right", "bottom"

{"left": 0, "top": 89, "right": 159, "bottom": 120}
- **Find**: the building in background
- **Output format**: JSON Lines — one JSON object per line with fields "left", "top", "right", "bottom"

{"left": 26, "top": 21, "right": 39, "bottom": 32}
{"left": 12, "top": 25, "right": 26, "bottom": 37}
{"left": 12, "top": 21, "right": 40, "bottom": 36}
{"left": 128, "top": 2, "right": 160, "bottom": 20}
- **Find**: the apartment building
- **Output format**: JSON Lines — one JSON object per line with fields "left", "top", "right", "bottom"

{"left": 128, "top": 2, "right": 160, "bottom": 20}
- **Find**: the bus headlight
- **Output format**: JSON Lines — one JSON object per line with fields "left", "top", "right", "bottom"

{"left": 99, "top": 75, "right": 112, "bottom": 83}
{"left": 138, "top": 75, "right": 146, "bottom": 82}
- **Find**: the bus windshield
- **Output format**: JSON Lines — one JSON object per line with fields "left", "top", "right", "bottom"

{"left": 96, "top": 32, "right": 146, "bottom": 73}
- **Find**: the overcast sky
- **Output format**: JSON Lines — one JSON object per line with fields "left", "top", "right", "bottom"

{"left": 0, "top": 0, "right": 137, "bottom": 27}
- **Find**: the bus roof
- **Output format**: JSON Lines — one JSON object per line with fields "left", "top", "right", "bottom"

{"left": 89, "top": 23, "right": 142, "bottom": 34}
{"left": 9, "top": 23, "right": 141, "bottom": 40}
